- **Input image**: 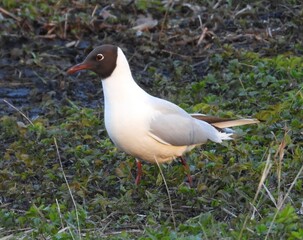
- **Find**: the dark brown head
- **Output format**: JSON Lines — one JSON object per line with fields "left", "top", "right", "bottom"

{"left": 67, "top": 44, "right": 118, "bottom": 79}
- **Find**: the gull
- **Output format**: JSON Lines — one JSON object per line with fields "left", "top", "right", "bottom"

{"left": 67, "top": 44, "right": 259, "bottom": 186}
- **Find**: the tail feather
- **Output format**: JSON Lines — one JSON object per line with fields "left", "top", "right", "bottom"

{"left": 218, "top": 132, "right": 233, "bottom": 141}
{"left": 191, "top": 113, "right": 259, "bottom": 129}
{"left": 211, "top": 119, "right": 260, "bottom": 128}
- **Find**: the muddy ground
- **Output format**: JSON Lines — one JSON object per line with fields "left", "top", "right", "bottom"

{"left": 1, "top": 1, "right": 302, "bottom": 116}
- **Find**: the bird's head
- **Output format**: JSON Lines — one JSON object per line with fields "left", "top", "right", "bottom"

{"left": 67, "top": 44, "right": 118, "bottom": 79}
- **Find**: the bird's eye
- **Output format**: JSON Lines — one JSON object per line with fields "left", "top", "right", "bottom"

{"left": 96, "top": 53, "right": 104, "bottom": 61}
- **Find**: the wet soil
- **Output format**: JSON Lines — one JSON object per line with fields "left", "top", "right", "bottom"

{"left": 1, "top": 1, "right": 302, "bottom": 117}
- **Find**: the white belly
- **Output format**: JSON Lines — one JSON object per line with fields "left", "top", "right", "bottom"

{"left": 104, "top": 101, "right": 188, "bottom": 163}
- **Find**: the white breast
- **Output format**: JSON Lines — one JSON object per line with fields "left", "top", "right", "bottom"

{"left": 100, "top": 48, "right": 198, "bottom": 163}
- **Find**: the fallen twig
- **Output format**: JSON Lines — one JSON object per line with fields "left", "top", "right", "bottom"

{"left": 197, "top": 27, "right": 209, "bottom": 46}
{"left": 0, "top": 7, "right": 21, "bottom": 22}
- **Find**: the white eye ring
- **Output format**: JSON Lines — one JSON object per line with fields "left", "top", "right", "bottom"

{"left": 96, "top": 53, "right": 104, "bottom": 61}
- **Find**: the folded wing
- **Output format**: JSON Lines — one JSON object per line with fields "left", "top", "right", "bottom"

{"left": 148, "top": 98, "right": 232, "bottom": 146}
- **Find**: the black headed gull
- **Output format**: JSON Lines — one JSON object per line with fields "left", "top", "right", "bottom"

{"left": 67, "top": 44, "right": 259, "bottom": 186}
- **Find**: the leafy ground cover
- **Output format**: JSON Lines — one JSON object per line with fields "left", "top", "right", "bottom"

{"left": 0, "top": 0, "right": 303, "bottom": 239}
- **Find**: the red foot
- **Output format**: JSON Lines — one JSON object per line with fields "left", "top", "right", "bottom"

{"left": 135, "top": 159, "right": 142, "bottom": 185}
{"left": 180, "top": 156, "right": 193, "bottom": 187}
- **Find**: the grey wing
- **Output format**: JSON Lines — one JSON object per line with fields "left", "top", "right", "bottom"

{"left": 148, "top": 98, "right": 223, "bottom": 146}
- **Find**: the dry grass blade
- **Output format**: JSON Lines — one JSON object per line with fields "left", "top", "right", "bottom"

{"left": 64, "top": 12, "right": 68, "bottom": 39}
{"left": 274, "top": 130, "right": 288, "bottom": 207}
{"left": 265, "top": 134, "right": 303, "bottom": 239}
{"left": 238, "top": 150, "right": 272, "bottom": 239}
{"left": 262, "top": 183, "right": 277, "bottom": 208}
{"left": 255, "top": 153, "right": 273, "bottom": 203}
{"left": 0, "top": 234, "right": 14, "bottom": 240}
{"left": 3, "top": 99, "right": 34, "bottom": 126}
{"left": 54, "top": 137, "right": 81, "bottom": 240}
{"left": 197, "top": 27, "right": 209, "bottom": 46}
{"left": 239, "top": 129, "right": 301, "bottom": 239}
{"left": 0, "top": 7, "right": 21, "bottom": 22}
{"left": 265, "top": 165, "right": 303, "bottom": 239}
{"left": 56, "top": 198, "right": 65, "bottom": 229}
{"left": 159, "top": 0, "right": 174, "bottom": 40}
{"left": 154, "top": 156, "right": 176, "bottom": 230}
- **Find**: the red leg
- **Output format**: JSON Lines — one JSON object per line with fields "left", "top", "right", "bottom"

{"left": 135, "top": 159, "right": 142, "bottom": 185}
{"left": 180, "top": 156, "right": 193, "bottom": 187}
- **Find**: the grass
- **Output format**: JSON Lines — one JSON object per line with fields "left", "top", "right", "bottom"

{"left": 1, "top": 0, "right": 303, "bottom": 239}
{"left": 1, "top": 51, "right": 302, "bottom": 239}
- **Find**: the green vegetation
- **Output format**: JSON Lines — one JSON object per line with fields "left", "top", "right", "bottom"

{"left": 1, "top": 0, "right": 303, "bottom": 239}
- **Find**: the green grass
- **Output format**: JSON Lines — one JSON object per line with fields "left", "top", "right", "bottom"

{"left": 1, "top": 50, "right": 302, "bottom": 239}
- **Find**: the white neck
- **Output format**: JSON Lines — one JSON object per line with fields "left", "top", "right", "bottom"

{"left": 101, "top": 48, "right": 147, "bottom": 106}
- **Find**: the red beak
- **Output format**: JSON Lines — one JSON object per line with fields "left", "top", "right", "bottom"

{"left": 67, "top": 62, "right": 90, "bottom": 74}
